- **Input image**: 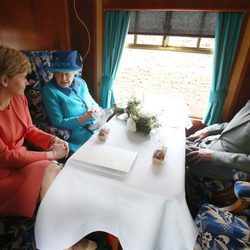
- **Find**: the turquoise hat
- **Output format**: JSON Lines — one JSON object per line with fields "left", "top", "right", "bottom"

{"left": 48, "top": 51, "right": 81, "bottom": 73}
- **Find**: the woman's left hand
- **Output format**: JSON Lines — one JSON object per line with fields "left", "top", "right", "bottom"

{"left": 53, "top": 137, "right": 70, "bottom": 157}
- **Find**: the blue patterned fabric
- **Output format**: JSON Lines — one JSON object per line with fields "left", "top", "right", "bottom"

{"left": 234, "top": 181, "right": 250, "bottom": 202}
{"left": 185, "top": 170, "right": 234, "bottom": 217}
{"left": 22, "top": 50, "right": 83, "bottom": 141}
{"left": 195, "top": 203, "right": 250, "bottom": 250}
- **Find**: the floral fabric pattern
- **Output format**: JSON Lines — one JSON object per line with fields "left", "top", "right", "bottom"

{"left": 195, "top": 203, "right": 250, "bottom": 250}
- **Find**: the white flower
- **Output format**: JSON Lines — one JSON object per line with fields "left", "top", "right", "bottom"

{"left": 139, "top": 110, "right": 151, "bottom": 118}
{"left": 127, "top": 118, "right": 137, "bottom": 132}
{"left": 138, "top": 107, "right": 152, "bottom": 117}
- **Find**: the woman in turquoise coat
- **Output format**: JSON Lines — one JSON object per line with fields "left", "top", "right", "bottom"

{"left": 42, "top": 51, "right": 99, "bottom": 152}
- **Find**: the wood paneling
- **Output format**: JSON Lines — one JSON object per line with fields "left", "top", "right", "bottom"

{"left": 93, "top": 0, "right": 103, "bottom": 103}
{"left": 0, "top": 0, "right": 70, "bottom": 50}
{"left": 222, "top": 15, "right": 250, "bottom": 121}
{"left": 103, "top": 0, "right": 250, "bottom": 12}
{"left": 67, "top": 0, "right": 96, "bottom": 97}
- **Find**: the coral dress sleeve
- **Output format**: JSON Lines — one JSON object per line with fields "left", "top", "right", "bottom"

{"left": 23, "top": 96, "right": 53, "bottom": 149}
{"left": 0, "top": 96, "right": 53, "bottom": 169}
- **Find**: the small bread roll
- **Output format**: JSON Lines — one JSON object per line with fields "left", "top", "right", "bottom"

{"left": 98, "top": 127, "right": 110, "bottom": 141}
{"left": 152, "top": 146, "right": 167, "bottom": 164}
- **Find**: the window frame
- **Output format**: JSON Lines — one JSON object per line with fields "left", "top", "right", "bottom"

{"left": 126, "top": 34, "right": 213, "bottom": 54}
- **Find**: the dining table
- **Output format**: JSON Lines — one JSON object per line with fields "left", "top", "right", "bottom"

{"left": 35, "top": 96, "right": 197, "bottom": 250}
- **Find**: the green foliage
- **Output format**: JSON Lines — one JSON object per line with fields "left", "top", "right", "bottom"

{"left": 126, "top": 97, "right": 141, "bottom": 118}
{"left": 114, "top": 96, "right": 160, "bottom": 135}
{"left": 135, "top": 115, "right": 160, "bottom": 135}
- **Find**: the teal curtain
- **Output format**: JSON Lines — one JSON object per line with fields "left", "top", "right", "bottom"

{"left": 203, "top": 12, "right": 244, "bottom": 125}
{"left": 101, "top": 11, "right": 131, "bottom": 108}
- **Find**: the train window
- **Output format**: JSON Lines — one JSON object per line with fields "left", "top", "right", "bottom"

{"left": 113, "top": 35, "right": 214, "bottom": 118}
{"left": 113, "top": 11, "right": 215, "bottom": 119}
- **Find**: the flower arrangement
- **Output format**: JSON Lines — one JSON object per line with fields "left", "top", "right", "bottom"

{"left": 114, "top": 97, "right": 160, "bottom": 135}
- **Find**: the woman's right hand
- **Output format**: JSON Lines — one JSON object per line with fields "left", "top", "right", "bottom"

{"left": 78, "top": 110, "right": 96, "bottom": 124}
{"left": 53, "top": 137, "right": 70, "bottom": 158}
{"left": 47, "top": 143, "right": 67, "bottom": 160}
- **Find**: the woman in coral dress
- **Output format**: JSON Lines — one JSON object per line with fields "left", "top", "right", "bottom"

{"left": 0, "top": 46, "right": 69, "bottom": 218}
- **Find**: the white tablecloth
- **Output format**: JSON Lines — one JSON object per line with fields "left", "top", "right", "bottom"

{"left": 35, "top": 97, "right": 197, "bottom": 250}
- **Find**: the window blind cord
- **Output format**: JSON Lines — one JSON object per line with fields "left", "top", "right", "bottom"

{"left": 73, "top": 0, "right": 91, "bottom": 60}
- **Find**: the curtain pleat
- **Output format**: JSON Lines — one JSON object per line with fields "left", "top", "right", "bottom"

{"left": 101, "top": 11, "right": 131, "bottom": 108}
{"left": 203, "top": 12, "right": 244, "bottom": 125}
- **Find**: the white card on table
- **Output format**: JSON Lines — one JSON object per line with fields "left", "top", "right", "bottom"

{"left": 71, "top": 144, "right": 138, "bottom": 177}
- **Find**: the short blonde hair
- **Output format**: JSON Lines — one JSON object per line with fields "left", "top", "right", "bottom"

{"left": 0, "top": 45, "right": 31, "bottom": 77}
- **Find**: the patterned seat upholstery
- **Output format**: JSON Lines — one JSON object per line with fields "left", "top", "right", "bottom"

{"left": 185, "top": 170, "right": 234, "bottom": 217}
{"left": 22, "top": 50, "right": 82, "bottom": 141}
{"left": 185, "top": 169, "right": 250, "bottom": 218}
{"left": 195, "top": 203, "right": 250, "bottom": 250}
{"left": 194, "top": 181, "right": 250, "bottom": 250}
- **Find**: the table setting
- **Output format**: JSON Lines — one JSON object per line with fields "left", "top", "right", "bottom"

{"left": 35, "top": 96, "right": 197, "bottom": 250}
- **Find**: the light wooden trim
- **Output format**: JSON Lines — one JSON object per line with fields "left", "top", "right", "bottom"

{"left": 221, "top": 199, "right": 249, "bottom": 214}
{"left": 222, "top": 15, "right": 250, "bottom": 121}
